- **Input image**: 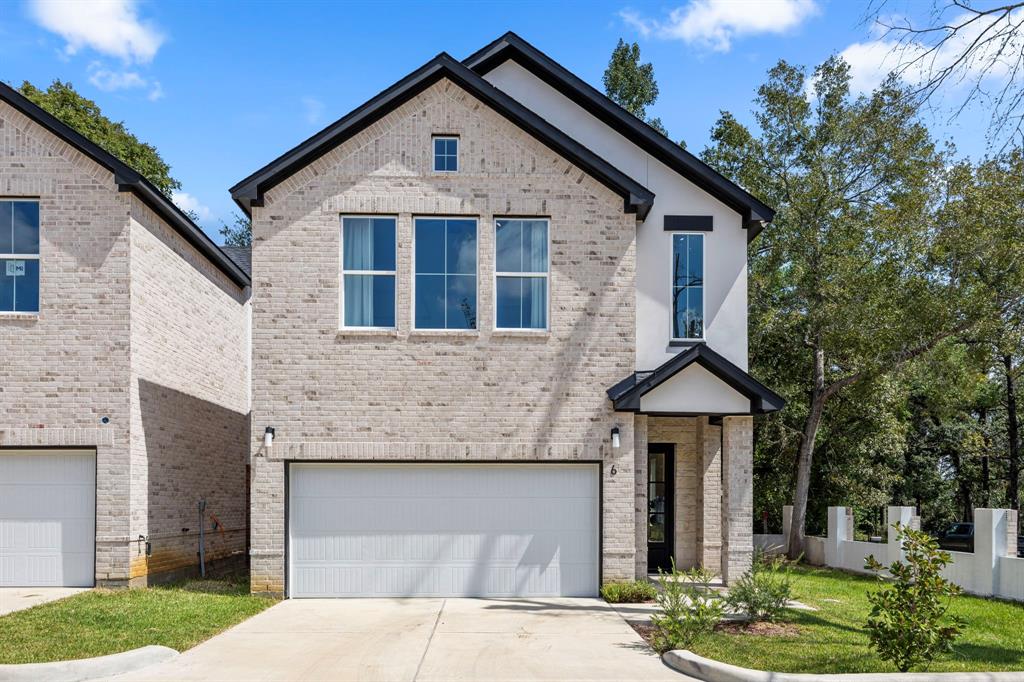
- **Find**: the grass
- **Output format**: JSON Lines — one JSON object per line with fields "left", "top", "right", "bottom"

{"left": 690, "top": 565, "right": 1024, "bottom": 673}
{"left": 0, "top": 575, "right": 277, "bottom": 664}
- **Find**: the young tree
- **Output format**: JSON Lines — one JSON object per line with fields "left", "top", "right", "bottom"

{"left": 18, "top": 80, "right": 181, "bottom": 197}
{"left": 603, "top": 39, "right": 667, "bottom": 135}
{"left": 703, "top": 58, "right": 1024, "bottom": 558}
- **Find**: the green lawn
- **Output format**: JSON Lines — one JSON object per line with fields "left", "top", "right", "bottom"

{"left": 0, "top": 576, "right": 277, "bottom": 664}
{"left": 692, "top": 565, "right": 1024, "bottom": 673}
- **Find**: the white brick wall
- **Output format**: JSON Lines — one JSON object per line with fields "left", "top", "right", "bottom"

{"left": 249, "top": 78, "right": 638, "bottom": 594}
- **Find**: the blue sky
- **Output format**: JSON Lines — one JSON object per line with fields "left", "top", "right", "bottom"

{"left": 0, "top": 0, "right": 1006, "bottom": 242}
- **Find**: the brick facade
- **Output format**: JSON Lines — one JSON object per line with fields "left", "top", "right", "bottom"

{"left": 0, "top": 99, "right": 249, "bottom": 586}
{"left": 249, "top": 78, "right": 638, "bottom": 595}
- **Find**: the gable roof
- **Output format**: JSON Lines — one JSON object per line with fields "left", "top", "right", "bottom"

{"left": 607, "top": 343, "right": 785, "bottom": 415}
{"left": 229, "top": 53, "right": 654, "bottom": 219}
{"left": 220, "top": 246, "right": 252, "bottom": 278}
{"left": 464, "top": 32, "right": 775, "bottom": 241}
{"left": 0, "top": 82, "right": 250, "bottom": 289}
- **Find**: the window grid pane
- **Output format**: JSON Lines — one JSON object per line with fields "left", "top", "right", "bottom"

{"left": 433, "top": 138, "right": 458, "bottom": 172}
{"left": 341, "top": 217, "right": 396, "bottom": 328}
{"left": 414, "top": 218, "right": 477, "bottom": 329}
{"left": 495, "top": 219, "right": 548, "bottom": 329}
{"left": 0, "top": 201, "right": 40, "bottom": 313}
{"left": 672, "top": 234, "right": 704, "bottom": 339}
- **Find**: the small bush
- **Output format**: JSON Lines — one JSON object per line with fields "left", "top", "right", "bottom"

{"left": 600, "top": 580, "right": 657, "bottom": 603}
{"left": 864, "top": 523, "right": 964, "bottom": 672}
{"left": 725, "top": 556, "right": 794, "bottom": 622}
{"left": 650, "top": 560, "right": 723, "bottom": 653}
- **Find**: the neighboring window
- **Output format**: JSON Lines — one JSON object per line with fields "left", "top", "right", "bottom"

{"left": 671, "top": 233, "right": 703, "bottom": 339}
{"left": 495, "top": 218, "right": 548, "bottom": 330}
{"left": 433, "top": 136, "right": 458, "bottom": 172}
{"left": 341, "top": 216, "right": 396, "bottom": 328}
{"left": 0, "top": 200, "right": 40, "bottom": 313}
{"left": 414, "top": 218, "right": 476, "bottom": 329}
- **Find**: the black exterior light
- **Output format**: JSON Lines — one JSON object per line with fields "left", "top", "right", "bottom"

{"left": 611, "top": 426, "right": 621, "bottom": 449}
{"left": 264, "top": 426, "right": 275, "bottom": 448}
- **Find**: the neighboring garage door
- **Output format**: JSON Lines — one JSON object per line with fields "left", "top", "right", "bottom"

{"left": 0, "top": 450, "right": 95, "bottom": 587}
{"left": 289, "top": 463, "right": 599, "bottom": 598}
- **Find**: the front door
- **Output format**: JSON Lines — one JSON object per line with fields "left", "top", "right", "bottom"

{"left": 646, "top": 444, "right": 675, "bottom": 573}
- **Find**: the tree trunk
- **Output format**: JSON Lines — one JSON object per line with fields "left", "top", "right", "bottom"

{"left": 788, "top": 346, "right": 826, "bottom": 559}
{"left": 1005, "top": 355, "right": 1020, "bottom": 511}
{"left": 979, "top": 407, "right": 991, "bottom": 508}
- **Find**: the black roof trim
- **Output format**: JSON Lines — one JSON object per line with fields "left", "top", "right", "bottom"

{"left": 230, "top": 53, "right": 654, "bottom": 220}
{"left": 0, "top": 82, "right": 249, "bottom": 288}
{"left": 607, "top": 343, "right": 785, "bottom": 415}
{"left": 464, "top": 32, "right": 775, "bottom": 241}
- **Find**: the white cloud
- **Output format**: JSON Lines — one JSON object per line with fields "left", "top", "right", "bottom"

{"left": 838, "top": 9, "right": 1024, "bottom": 95}
{"left": 301, "top": 96, "right": 325, "bottom": 125}
{"left": 88, "top": 64, "right": 147, "bottom": 91}
{"left": 172, "top": 191, "right": 211, "bottom": 221}
{"left": 147, "top": 81, "right": 164, "bottom": 101}
{"left": 29, "top": 0, "right": 164, "bottom": 63}
{"left": 620, "top": 0, "right": 818, "bottom": 53}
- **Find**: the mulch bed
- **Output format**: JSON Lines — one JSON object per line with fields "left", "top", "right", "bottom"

{"left": 630, "top": 620, "right": 801, "bottom": 649}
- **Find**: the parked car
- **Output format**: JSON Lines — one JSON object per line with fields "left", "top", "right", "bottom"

{"left": 937, "top": 522, "right": 974, "bottom": 552}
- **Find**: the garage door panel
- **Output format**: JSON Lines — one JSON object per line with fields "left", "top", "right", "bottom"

{"left": 289, "top": 464, "right": 599, "bottom": 598}
{"left": 0, "top": 450, "right": 95, "bottom": 587}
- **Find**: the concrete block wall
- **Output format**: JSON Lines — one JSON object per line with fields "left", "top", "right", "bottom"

{"left": 249, "top": 78, "right": 638, "bottom": 595}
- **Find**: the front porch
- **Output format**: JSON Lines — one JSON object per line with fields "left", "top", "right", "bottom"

{"left": 607, "top": 344, "right": 784, "bottom": 584}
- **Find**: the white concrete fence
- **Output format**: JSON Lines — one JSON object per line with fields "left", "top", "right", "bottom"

{"left": 755, "top": 505, "right": 1023, "bottom": 602}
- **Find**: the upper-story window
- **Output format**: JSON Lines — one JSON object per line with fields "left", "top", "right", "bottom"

{"left": 0, "top": 200, "right": 40, "bottom": 314}
{"left": 433, "top": 136, "right": 458, "bottom": 172}
{"left": 672, "top": 233, "right": 704, "bottom": 340}
{"left": 341, "top": 216, "right": 396, "bottom": 328}
{"left": 414, "top": 217, "right": 476, "bottom": 330}
{"left": 495, "top": 218, "right": 548, "bottom": 330}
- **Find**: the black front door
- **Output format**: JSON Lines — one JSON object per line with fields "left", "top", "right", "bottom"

{"left": 647, "top": 444, "right": 675, "bottom": 573}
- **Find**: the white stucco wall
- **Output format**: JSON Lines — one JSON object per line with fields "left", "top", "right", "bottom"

{"left": 640, "top": 364, "right": 750, "bottom": 414}
{"left": 484, "top": 60, "right": 749, "bottom": 371}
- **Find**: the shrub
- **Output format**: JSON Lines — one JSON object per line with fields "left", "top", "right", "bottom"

{"left": 600, "top": 580, "right": 657, "bottom": 603}
{"left": 725, "top": 555, "right": 794, "bottom": 622}
{"left": 649, "top": 560, "right": 723, "bottom": 653}
{"left": 864, "top": 523, "right": 964, "bottom": 672}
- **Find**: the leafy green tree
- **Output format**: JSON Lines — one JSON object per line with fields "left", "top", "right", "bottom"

{"left": 603, "top": 39, "right": 668, "bottom": 137}
{"left": 219, "top": 212, "right": 252, "bottom": 247}
{"left": 18, "top": 80, "right": 181, "bottom": 197}
{"left": 864, "top": 524, "right": 963, "bottom": 672}
{"left": 702, "top": 58, "right": 1024, "bottom": 558}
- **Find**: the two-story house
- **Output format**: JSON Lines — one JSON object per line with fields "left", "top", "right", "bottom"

{"left": 234, "top": 32, "right": 783, "bottom": 598}
{"left": 0, "top": 83, "right": 251, "bottom": 587}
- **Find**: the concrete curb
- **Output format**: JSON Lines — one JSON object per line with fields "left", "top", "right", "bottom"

{"left": 662, "top": 650, "right": 1024, "bottom": 682}
{"left": 0, "top": 645, "right": 178, "bottom": 682}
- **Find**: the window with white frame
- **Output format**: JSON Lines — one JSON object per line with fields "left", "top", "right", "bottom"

{"left": 341, "top": 216, "right": 396, "bottom": 328}
{"left": 671, "top": 233, "right": 703, "bottom": 339}
{"left": 433, "top": 136, "right": 458, "bottom": 172}
{"left": 0, "top": 200, "right": 40, "bottom": 313}
{"left": 495, "top": 218, "right": 548, "bottom": 330}
{"left": 414, "top": 217, "right": 477, "bottom": 329}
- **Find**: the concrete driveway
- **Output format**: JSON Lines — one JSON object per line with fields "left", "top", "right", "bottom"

{"left": 122, "top": 597, "right": 686, "bottom": 681}
{"left": 0, "top": 587, "right": 89, "bottom": 616}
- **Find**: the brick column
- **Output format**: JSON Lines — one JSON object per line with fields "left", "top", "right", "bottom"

{"left": 633, "top": 415, "right": 649, "bottom": 579}
{"left": 721, "top": 416, "right": 753, "bottom": 583}
{"left": 695, "top": 418, "right": 722, "bottom": 574}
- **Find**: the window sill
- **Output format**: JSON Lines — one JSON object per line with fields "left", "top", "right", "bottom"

{"left": 409, "top": 329, "right": 480, "bottom": 338}
{"left": 336, "top": 328, "right": 399, "bottom": 337}
{"left": 0, "top": 312, "right": 39, "bottom": 321}
{"left": 668, "top": 339, "right": 705, "bottom": 348}
{"left": 492, "top": 329, "right": 551, "bottom": 338}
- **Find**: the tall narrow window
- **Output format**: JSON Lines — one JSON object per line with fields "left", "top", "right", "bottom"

{"left": 671, "top": 233, "right": 703, "bottom": 339}
{"left": 495, "top": 218, "right": 548, "bottom": 330}
{"left": 0, "top": 200, "right": 40, "bottom": 313}
{"left": 341, "top": 216, "right": 396, "bottom": 328}
{"left": 433, "top": 136, "right": 458, "bottom": 172}
{"left": 414, "top": 218, "right": 477, "bottom": 330}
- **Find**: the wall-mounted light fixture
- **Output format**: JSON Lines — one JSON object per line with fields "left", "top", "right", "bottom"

{"left": 264, "top": 426, "right": 275, "bottom": 448}
{"left": 611, "top": 426, "right": 621, "bottom": 449}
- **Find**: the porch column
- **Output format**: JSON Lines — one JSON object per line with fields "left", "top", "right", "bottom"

{"left": 695, "top": 418, "right": 722, "bottom": 573}
{"left": 633, "top": 415, "right": 648, "bottom": 579}
{"left": 721, "top": 416, "right": 754, "bottom": 583}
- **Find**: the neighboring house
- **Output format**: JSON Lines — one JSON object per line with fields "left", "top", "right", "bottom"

{"left": 234, "top": 32, "right": 783, "bottom": 598}
{"left": 0, "top": 83, "right": 251, "bottom": 587}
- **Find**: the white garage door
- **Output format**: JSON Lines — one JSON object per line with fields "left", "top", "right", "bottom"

{"left": 288, "top": 463, "right": 599, "bottom": 598}
{"left": 0, "top": 450, "right": 95, "bottom": 587}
